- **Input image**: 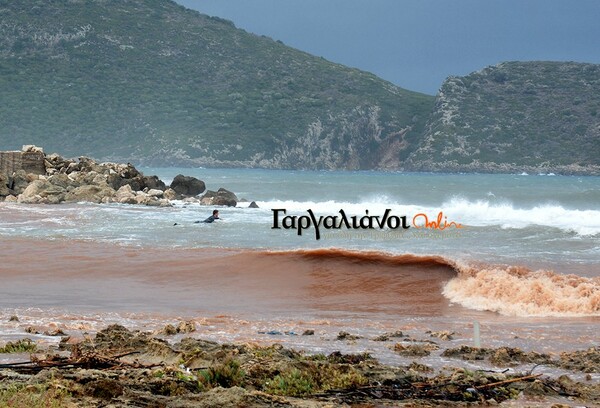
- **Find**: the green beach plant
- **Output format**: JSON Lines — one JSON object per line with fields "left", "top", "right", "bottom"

{"left": 0, "top": 339, "right": 37, "bottom": 353}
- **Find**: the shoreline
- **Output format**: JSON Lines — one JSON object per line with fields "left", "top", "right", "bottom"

{"left": 0, "top": 323, "right": 598, "bottom": 407}
{"left": 134, "top": 159, "right": 600, "bottom": 177}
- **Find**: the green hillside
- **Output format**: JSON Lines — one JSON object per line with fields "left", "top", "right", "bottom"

{"left": 0, "top": 0, "right": 434, "bottom": 169}
{"left": 406, "top": 61, "right": 600, "bottom": 174}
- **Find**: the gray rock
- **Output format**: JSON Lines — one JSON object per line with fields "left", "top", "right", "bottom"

{"left": 10, "top": 170, "right": 34, "bottom": 195}
{"left": 115, "top": 185, "right": 137, "bottom": 204}
{"left": 170, "top": 174, "right": 206, "bottom": 197}
{"left": 107, "top": 174, "right": 145, "bottom": 192}
{"left": 143, "top": 175, "right": 166, "bottom": 191}
{"left": 200, "top": 188, "right": 238, "bottom": 207}
{"left": 64, "top": 185, "right": 116, "bottom": 203}
{"left": 47, "top": 173, "right": 78, "bottom": 189}
{"left": 76, "top": 156, "right": 105, "bottom": 174}
{"left": 163, "top": 188, "right": 179, "bottom": 200}
{"left": 18, "top": 179, "right": 66, "bottom": 204}
{"left": 214, "top": 188, "right": 238, "bottom": 207}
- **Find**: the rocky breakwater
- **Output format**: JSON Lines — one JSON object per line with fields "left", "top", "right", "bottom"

{"left": 0, "top": 146, "right": 241, "bottom": 207}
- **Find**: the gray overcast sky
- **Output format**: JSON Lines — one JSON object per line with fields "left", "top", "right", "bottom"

{"left": 175, "top": 0, "right": 600, "bottom": 95}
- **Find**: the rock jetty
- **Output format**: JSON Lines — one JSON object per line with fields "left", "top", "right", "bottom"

{"left": 0, "top": 146, "right": 239, "bottom": 207}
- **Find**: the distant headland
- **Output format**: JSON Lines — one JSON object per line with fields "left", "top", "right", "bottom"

{"left": 0, "top": 1, "right": 598, "bottom": 174}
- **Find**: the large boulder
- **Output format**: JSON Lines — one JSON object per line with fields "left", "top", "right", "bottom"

{"left": 134, "top": 192, "right": 163, "bottom": 207}
{"left": 200, "top": 188, "right": 238, "bottom": 207}
{"left": 115, "top": 185, "right": 137, "bottom": 204}
{"left": 70, "top": 170, "right": 108, "bottom": 186}
{"left": 107, "top": 174, "right": 145, "bottom": 192}
{"left": 169, "top": 174, "right": 206, "bottom": 197}
{"left": 147, "top": 189, "right": 164, "bottom": 198}
{"left": 163, "top": 188, "right": 179, "bottom": 200}
{"left": 18, "top": 179, "right": 66, "bottom": 204}
{"left": 47, "top": 173, "right": 78, "bottom": 190}
{"left": 143, "top": 175, "right": 166, "bottom": 191}
{"left": 64, "top": 185, "right": 115, "bottom": 203}
{"left": 10, "top": 170, "right": 36, "bottom": 195}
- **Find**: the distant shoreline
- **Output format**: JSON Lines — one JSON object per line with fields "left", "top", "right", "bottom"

{"left": 133, "top": 160, "right": 600, "bottom": 177}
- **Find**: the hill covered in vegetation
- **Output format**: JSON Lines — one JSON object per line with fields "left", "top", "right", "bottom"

{"left": 406, "top": 61, "right": 600, "bottom": 174}
{"left": 1, "top": 2, "right": 598, "bottom": 174}
{"left": 0, "top": 0, "right": 433, "bottom": 169}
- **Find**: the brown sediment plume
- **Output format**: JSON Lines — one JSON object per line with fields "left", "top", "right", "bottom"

{"left": 256, "top": 248, "right": 457, "bottom": 314}
{"left": 0, "top": 239, "right": 455, "bottom": 316}
{"left": 1, "top": 237, "right": 598, "bottom": 318}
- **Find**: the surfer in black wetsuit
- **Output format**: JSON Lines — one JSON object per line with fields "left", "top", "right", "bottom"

{"left": 174, "top": 209, "right": 220, "bottom": 226}
{"left": 199, "top": 209, "right": 220, "bottom": 223}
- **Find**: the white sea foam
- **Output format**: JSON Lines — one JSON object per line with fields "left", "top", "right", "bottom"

{"left": 443, "top": 261, "right": 600, "bottom": 317}
{"left": 258, "top": 197, "right": 600, "bottom": 236}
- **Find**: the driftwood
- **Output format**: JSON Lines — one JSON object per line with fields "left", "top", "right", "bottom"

{"left": 0, "top": 349, "right": 158, "bottom": 374}
{"left": 315, "top": 372, "right": 545, "bottom": 403}
{"left": 474, "top": 373, "right": 542, "bottom": 390}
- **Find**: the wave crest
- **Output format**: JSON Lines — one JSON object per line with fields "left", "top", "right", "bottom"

{"left": 261, "top": 248, "right": 600, "bottom": 317}
{"left": 444, "top": 261, "right": 600, "bottom": 317}
{"left": 260, "top": 248, "right": 453, "bottom": 267}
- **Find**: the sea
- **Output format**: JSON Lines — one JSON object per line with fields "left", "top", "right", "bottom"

{"left": 1, "top": 168, "right": 599, "bottom": 376}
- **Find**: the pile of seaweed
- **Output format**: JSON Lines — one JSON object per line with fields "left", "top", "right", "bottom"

{"left": 0, "top": 325, "right": 598, "bottom": 407}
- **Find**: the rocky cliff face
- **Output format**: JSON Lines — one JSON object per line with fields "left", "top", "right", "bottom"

{"left": 406, "top": 62, "right": 600, "bottom": 175}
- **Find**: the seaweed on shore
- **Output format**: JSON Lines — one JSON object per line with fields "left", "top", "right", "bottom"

{"left": 0, "top": 325, "right": 598, "bottom": 407}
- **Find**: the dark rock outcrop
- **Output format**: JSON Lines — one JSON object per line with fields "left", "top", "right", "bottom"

{"left": 169, "top": 174, "right": 206, "bottom": 197}
{"left": 143, "top": 175, "right": 167, "bottom": 191}
{"left": 200, "top": 188, "right": 238, "bottom": 207}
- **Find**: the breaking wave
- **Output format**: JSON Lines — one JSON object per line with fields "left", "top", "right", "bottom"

{"left": 263, "top": 248, "right": 600, "bottom": 317}
{"left": 258, "top": 197, "right": 600, "bottom": 235}
{"left": 443, "top": 261, "right": 600, "bottom": 317}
